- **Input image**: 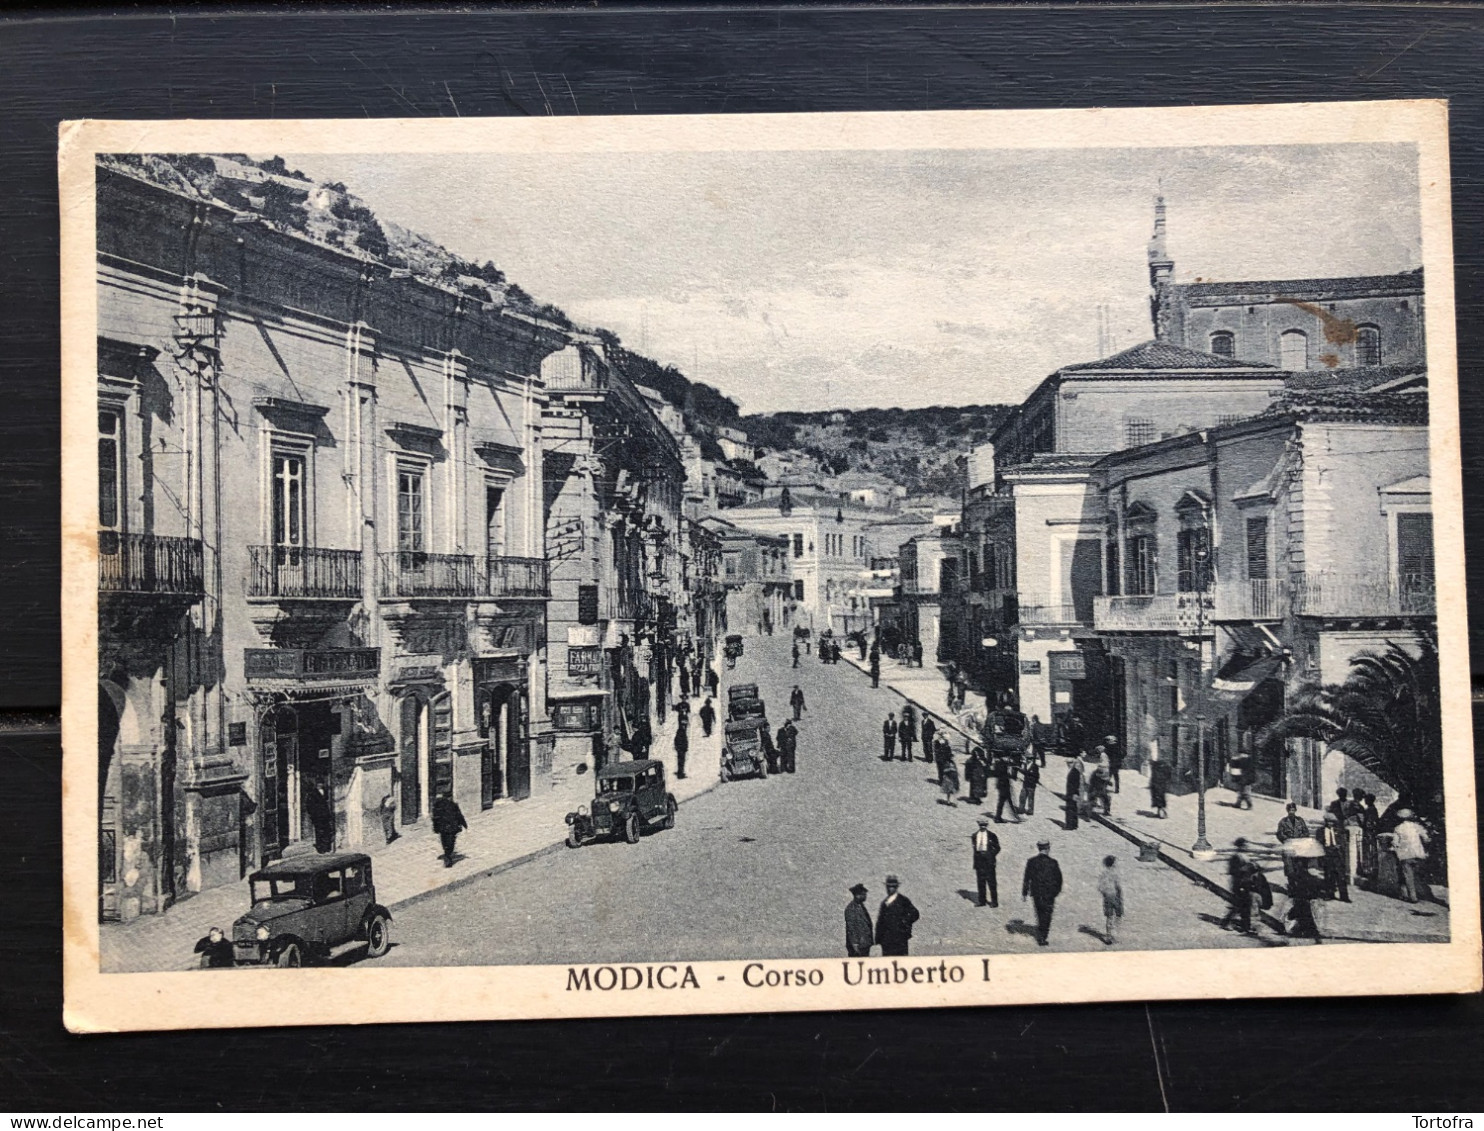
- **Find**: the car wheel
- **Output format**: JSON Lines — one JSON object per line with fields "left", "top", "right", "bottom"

{"left": 365, "top": 913, "right": 391, "bottom": 959}
{"left": 719, "top": 766, "right": 731, "bottom": 782}
{"left": 664, "top": 798, "right": 677, "bottom": 830}
{"left": 566, "top": 830, "right": 582, "bottom": 849}
{"left": 275, "top": 942, "right": 302, "bottom": 968}
{"left": 624, "top": 813, "right": 640, "bottom": 844}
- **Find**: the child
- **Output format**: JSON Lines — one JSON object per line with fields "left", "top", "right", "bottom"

{"left": 1097, "top": 855, "right": 1124, "bottom": 945}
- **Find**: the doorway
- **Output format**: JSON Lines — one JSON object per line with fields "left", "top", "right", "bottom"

{"left": 260, "top": 702, "right": 337, "bottom": 860}
{"left": 399, "top": 695, "right": 427, "bottom": 823}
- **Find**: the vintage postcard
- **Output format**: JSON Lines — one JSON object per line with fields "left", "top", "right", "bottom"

{"left": 60, "top": 101, "right": 1479, "bottom": 1032}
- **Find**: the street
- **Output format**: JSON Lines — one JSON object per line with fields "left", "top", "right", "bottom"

{"left": 378, "top": 633, "right": 1267, "bottom": 966}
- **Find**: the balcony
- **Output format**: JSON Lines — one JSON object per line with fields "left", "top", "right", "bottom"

{"left": 485, "top": 555, "right": 550, "bottom": 599}
{"left": 248, "top": 546, "right": 362, "bottom": 600}
{"left": 1094, "top": 592, "right": 1214, "bottom": 635}
{"left": 1212, "top": 578, "right": 1289, "bottom": 621}
{"left": 98, "top": 531, "right": 204, "bottom": 597}
{"left": 1291, "top": 572, "right": 1435, "bottom": 618}
{"left": 244, "top": 647, "right": 380, "bottom": 682}
{"left": 603, "top": 587, "right": 652, "bottom": 623}
{"left": 379, "top": 552, "right": 481, "bottom": 599}
{"left": 1016, "top": 598, "right": 1091, "bottom": 627}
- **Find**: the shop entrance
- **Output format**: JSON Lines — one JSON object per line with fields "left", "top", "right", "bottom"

{"left": 259, "top": 702, "right": 337, "bottom": 861}
{"left": 476, "top": 682, "right": 528, "bottom": 806}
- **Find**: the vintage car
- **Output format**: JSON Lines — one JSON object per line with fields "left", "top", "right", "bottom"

{"left": 206, "top": 852, "right": 392, "bottom": 968}
{"left": 727, "top": 683, "right": 767, "bottom": 723}
{"left": 565, "top": 758, "right": 678, "bottom": 846}
{"left": 723, "top": 633, "right": 745, "bottom": 660}
{"left": 982, "top": 707, "right": 1031, "bottom": 764}
{"left": 721, "top": 717, "right": 771, "bottom": 781}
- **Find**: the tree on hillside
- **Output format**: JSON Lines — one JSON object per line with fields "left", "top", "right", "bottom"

{"left": 1264, "top": 629, "right": 1444, "bottom": 841}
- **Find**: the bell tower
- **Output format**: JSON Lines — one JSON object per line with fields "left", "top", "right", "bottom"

{"left": 1148, "top": 193, "right": 1177, "bottom": 341}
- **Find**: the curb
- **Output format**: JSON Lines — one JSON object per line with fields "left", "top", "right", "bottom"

{"left": 386, "top": 773, "right": 727, "bottom": 915}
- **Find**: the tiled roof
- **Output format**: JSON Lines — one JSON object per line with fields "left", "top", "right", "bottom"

{"left": 1264, "top": 389, "right": 1429, "bottom": 426}
{"left": 1000, "top": 452, "right": 1104, "bottom": 474}
{"left": 1282, "top": 364, "right": 1425, "bottom": 392}
{"left": 1178, "top": 268, "right": 1422, "bottom": 302}
{"left": 1058, "top": 340, "right": 1274, "bottom": 373}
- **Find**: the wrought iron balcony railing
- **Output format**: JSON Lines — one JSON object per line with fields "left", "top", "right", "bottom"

{"left": 486, "top": 555, "right": 550, "bottom": 599}
{"left": 379, "top": 552, "right": 481, "bottom": 599}
{"left": 98, "top": 531, "right": 204, "bottom": 597}
{"left": 1291, "top": 571, "right": 1435, "bottom": 618}
{"left": 244, "top": 647, "right": 380, "bottom": 682}
{"left": 1212, "top": 578, "right": 1289, "bottom": 621}
{"left": 247, "top": 546, "right": 362, "bottom": 600}
{"left": 1093, "top": 591, "right": 1214, "bottom": 635}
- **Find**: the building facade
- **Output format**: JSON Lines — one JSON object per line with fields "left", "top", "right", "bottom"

{"left": 97, "top": 164, "right": 562, "bottom": 921}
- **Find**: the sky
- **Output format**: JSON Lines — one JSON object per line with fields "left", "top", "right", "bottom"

{"left": 285, "top": 143, "right": 1420, "bottom": 415}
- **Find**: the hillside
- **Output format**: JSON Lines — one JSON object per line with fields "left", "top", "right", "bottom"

{"left": 100, "top": 150, "right": 1009, "bottom": 498}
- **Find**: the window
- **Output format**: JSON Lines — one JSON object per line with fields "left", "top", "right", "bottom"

{"left": 1356, "top": 324, "right": 1382, "bottom": 366}
{"left": 1125, "top": 533, "right": 1155, "bottom": 595}
{"left": 792, "top": 533, "right": 804, "bottom": 558}
{"left": 1125, "top": 417, "right": 1156, "bottom": 447}
{"left": 397, "top": 468, "right": 426, "bottom": 554}
{"left": 485, "top": 485, "right": 506, "bottom": 559}
{"left": 272, "top": 452, "right": 305, "bottom": 562}
{"left": 1396, "top": 512, "right": 1435, "bottom": 589}
{"left": 1245, "top": 516, "right": 1269, "bottom": 581}
{"left": 1210, "top": 331, "right": 1235, "bottom": 358}
{"left": 1105, "top": 535, "right": 1120, "bottom": 597}
{"left": 1280, "top": 329, "right": 1309, "bottom": 370}
{"left": 1176, "top": 526, "right": 1212, "bottom": 592}
{"left": 723, "top": 553, "right": 739, "bottom": 578}
{"left": 793, "top": 579, "right": 804, "bottom": 600}
{"left": 98, "top": 410, "right": 121, "bottom": 530}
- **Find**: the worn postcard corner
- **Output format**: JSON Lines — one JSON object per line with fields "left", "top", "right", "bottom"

{"left": 60, "top": 100, "right": 1477, "bottom": 1032}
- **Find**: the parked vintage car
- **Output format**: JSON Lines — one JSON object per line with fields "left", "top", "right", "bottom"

{"left": 727, "top": 683, "right": 767, "bottom": 723}
{"left": 565, "top": 759, "right": 678, "bottom": 846}
{"left": 723, "top": 633, "right": 745, "bottom": 660}
{"left": 721, "top": 718, "right": 770, "bottom": 781}
{"left": 982, "top": 707, "right": 1031, "bottom": 764}
{"left": 203, "top": 852, "right": 392, "bottom": 968}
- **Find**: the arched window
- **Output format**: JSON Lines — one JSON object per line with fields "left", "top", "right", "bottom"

{"left": 1279, "top": 329, "right": 1309, "bottom": 370}
{"left": 1209, "top": 330, "right": 1235, "bottom": 358}
{"left": 1356, "top": 324, "right": 1382, "bottom": 366}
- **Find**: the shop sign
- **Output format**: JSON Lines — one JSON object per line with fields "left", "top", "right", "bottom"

{"left": 1049, "top": 651, "right": 1087, "bottom": 680}
{"left": 1019, "top": 660, "right": 1042, "bottom": 676}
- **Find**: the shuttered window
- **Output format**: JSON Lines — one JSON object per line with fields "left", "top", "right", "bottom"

{"left": 1396, "top": 512, "right": 1434, "bottom": 586}
{"left": 1245, "top": 516, "right": 1269, "bottom": 581}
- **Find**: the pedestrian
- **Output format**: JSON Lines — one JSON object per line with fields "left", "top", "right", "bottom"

{"left": 1276, "top": 801, "right": 1310, "bottom": 893}
{"left": 1088, "top": 750, "right": 1112, "bottom": 816}
{"left": 379, "top": 791, "right": 398, "bottom": 845}
{"left": 921, "top": 715, "right": 937, "bottom": 765}
{"left": 706, "top": 665, "right": 719, "bottom": 698}
{"left": 1391, "top": 808, "right": 1431, "bottom": 904}
{"left": 675, "top": 696, "right": 691, "bottom": 730}
{"left": 939, "top": 749, "right": 960, "bottom": 805}
{"left": 964, "top": 746, "right": 990, "bottom": 805}
{"left": 1059, "top": 712, "right": 1086, "bottom": 759}
{"left": 1319, "top": 813, "right": 1350, "bottom": 902}
{"left": 875, "top": 875, "right": 921, "bottom": 956}
{"left": 792, "top": 641, "right": 800, "bottom": 668}
{"left": 699, "top": 696, "right": 716, "bottom": 738}
{"left": 679, "top": 663, "right": 692, "bottom": 700}
{"left": 628, "top": 715, "right": 653, "bottom": 760}
{"left": 933, "top": 733, "right": 953, "bottom": 783}
{"left": 1359, "top": 792, "right": 1381, "bottom": 880}
{"left": 1029, "top": 714, "right": 1052, "bottom": 767}
{"left": 1021, "top": 840, "right": 1064, "bottom": 947}
{"left": 762, "top": 724, "right": 780, "bottom": 776}
{"left": 1148, "top": 747, "right": 1169, "bottom": 819}
{"left": 1097, "top": 735, "right": 1118, "bottom": 792}
{"left": 899, "top": 705, "right": 917, "bottom": 761}
{"left": 954, "top": 671, "right": 969, "bottom": 712}
{"left": 431, "top": 789, "right": 468, "bottom": 868}
{"left": 1285, "top": 860, "right": 1323, "bottom": 942}
{"left": 869, "top": 648, "right": 881, "bottom": 689}
{"left": 1220, "top": 837, "right": 1257, "bottom": 934}
{"left": 1229, "top": 748, "right": 1253, "bottom": 810}
{"left": 993, "top": 756, "right": 1020, "bottom": 823}
{"left": 1017, "top": 758, "right": 1040, "bottom": 816}
{"left": 1063, "top": 759, "right": 1082, "bottom": 830}
{"left": 972, "top": 819, "right": 1001, "bottom": 907}
{"left": 881, "top": 712, "right": 897, "bottom": 761}
{"left": 845, "top": 883, "right": 874, "bottom": 957}
{"left": 1097, "top": 855, "right": 1124, "bottom": 945}
{"left": 858, "top": 634, "right": 868, "bottom": 662}
{"left": 307, "top": 780, "right": 335, "bottom": 853}
{"left": 778, "top": 718, "right": 799, "bottom": 774}
{"left": 912, "top": 639, "right": 924, "bottom": 668}
{"left": 790, "top": 684, "right": 806, "bottom": 721}
{"left": 944, "top": 663, "right": 958, "bottom": 710}
{"left": 674, "top": 723, "right": 689, "bottom": 780}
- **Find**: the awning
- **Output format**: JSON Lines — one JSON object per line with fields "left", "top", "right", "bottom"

{"left": 1210, "top": 652, "right": 1285, "bottom": 695}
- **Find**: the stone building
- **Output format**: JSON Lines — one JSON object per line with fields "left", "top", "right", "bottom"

{"left": 96, "top": 162, "right": 563, "bottom": 920}
{"left": 700, "top": 516, "right": 794, "bottom": 637}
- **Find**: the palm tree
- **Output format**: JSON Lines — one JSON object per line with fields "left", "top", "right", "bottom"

{"left": 1266, "top": 628, "right": 1443, "bottom": 835}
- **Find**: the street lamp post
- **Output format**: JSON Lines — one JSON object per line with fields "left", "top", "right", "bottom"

{"left": 1191, "top": 541, "right": 1215, "bottom": 861}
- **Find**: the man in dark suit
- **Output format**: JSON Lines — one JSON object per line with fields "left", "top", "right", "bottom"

{"left": 845, "top": 883, "right": 874, "bottom": 957}
{"left": 1022, "top": 840, "right": 1064, "bottom": 946}
{"left": 777, "top": 719, "right": 799, "bottom": 774}
{"left": 431, "top": 789, "right": 468, "bottom": 868}
{"left": 972, "top": 819, "right": 1001, "bottom": 907}
{"left": 881, "top": 713, "right": 897, "bottom": 761}
{"left": 1320, "top": 813, "right": 1350, "bottom": 902}
{"left": 993, "top": 757, "right": 1020, "bottom": 824}
{"left": 874, "top": 874, "right": 921, "bottom": 956}
{"left": 1064, "top": 760, "right": 1082, "bottom": 830}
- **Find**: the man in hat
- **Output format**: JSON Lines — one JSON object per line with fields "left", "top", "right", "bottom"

{"left": 1021, "top": 840, "right": 1064, "bottom": 946}
{"left": 431, "top": 788, "right": 468, "bottom": 868}
{"left": 790, "top": 684, "right": 806, "bottom": 721}
{"left": 881, "top": 712, "right": 898, "bottom": 761}
{"left": 971, "top": 819, "right": 1002, "bottom": 907}
{"left": 874, "top": 875, "right": 920, "bottom": 956}
{"left": 845, "top": 883, "right": 874, "bottom": 956}
{"left": 1391, "top": 808, "right": 1431, "bottom": 903}
{"left": 1319, "top": 813, "right": 1350, "bottom": 902}
{"left": 1063, "top": 759, "right": 1083, "bottom": 830}
{"left": 1105, "top": 735, "right": 1123, "bottom": 793}
{"left": 1220, "top": 837, "right": 1258, "bottom": 933}
{"left": 1276, "top": 801, "right": 1310, "bottom": 893}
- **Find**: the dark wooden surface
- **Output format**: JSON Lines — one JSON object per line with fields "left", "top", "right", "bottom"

{"left": 2, "top": 3, "right": 1482, "bottom": 1110}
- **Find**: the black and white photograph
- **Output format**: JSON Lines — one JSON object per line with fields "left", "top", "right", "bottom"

{"left": 60, "top": 101, "right": 1478, "bottom": 1030}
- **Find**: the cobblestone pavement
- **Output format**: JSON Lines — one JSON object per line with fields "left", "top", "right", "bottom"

{"left": 376, "top": 634, "right": 1282, "bottom": 967}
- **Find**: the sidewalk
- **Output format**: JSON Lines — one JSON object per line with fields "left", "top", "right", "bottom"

{"left": 100, "top": 694, "right": 723, "bottom": 973}
{"left": 844, "top": 648, "right": 1450, "bottom": 945}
